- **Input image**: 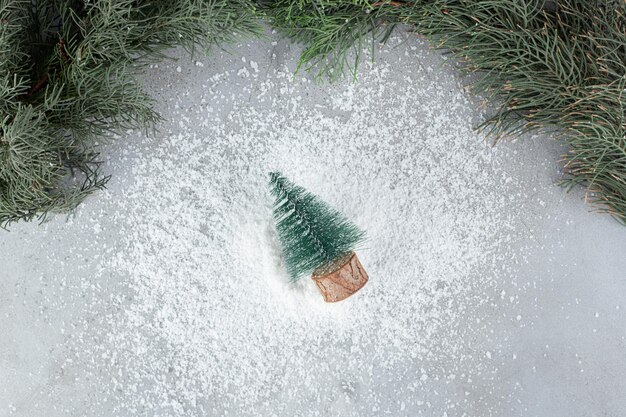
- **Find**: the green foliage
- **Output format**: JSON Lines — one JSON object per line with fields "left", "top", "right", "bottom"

{"left": 260, "top": 0, "right": 626, "bottom": 225}
{"left": 0, "top": 0, "right": 260, "bottom": 227}
{"left": 269, "top": 172, "right": 366, "bottom": 281}
{"left": 412, "top": 0, "right": 626, "bottom": 224}
{"left": 256, "top": 0, "right": 391, "bottom": 79}
{"left": 3, "top": 0, "right": 625, "bottom": 228}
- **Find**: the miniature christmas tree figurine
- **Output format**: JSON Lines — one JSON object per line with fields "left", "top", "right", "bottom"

{"left": 269, "top": 172, "right": 369, "bottom": 302}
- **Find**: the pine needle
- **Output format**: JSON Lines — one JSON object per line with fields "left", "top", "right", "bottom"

{"left": 0, "top": 0, "right": 261, "bottom": 227}
{"left": 260, "top": 0, "right": 626, "bottom": 225}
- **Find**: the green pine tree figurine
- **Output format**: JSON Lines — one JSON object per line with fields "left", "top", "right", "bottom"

{"left": 269, "top": 172, "right": 369, "bottom": 302}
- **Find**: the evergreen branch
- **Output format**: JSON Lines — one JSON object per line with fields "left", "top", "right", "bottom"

{"left": 259, "top": 0, "right": 626, "bottom": 225}
{"left": 3, "top": 0, "right": 625, "bottom": 229}
{"left": 0, "top": 0, "right": 261, "bottom": 227}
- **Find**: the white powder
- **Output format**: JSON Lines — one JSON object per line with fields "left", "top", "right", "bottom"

{"left": 55, "top": 38, "right": 528, "bottom": 416}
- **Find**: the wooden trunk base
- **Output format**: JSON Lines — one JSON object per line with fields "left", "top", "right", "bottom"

{"left": 312, "top": 252, "right": 368, "bottom": 303}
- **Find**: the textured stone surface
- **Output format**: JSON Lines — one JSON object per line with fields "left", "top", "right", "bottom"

{"left": 1, "top": 32, "right": 625, "bottom": 417}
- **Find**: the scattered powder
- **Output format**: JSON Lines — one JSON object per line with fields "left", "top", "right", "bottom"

{"left": 14, "top": 38, "right": 532, "bottom": 416}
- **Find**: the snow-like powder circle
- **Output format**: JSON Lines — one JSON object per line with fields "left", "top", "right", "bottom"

{"left": 67, "top": 38, "right": 524, "bottom": 416}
